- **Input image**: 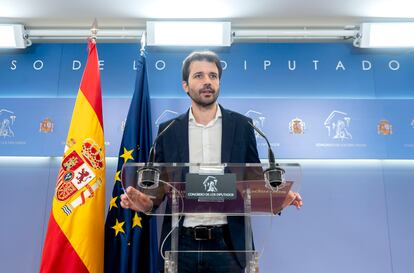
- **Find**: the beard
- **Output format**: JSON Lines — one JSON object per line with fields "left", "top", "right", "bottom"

{"left": 187, "top": 86, "right": 220, "bottom": 107}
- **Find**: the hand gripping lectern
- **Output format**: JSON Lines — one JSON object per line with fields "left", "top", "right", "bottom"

{"left": 122, "top": 162, "right": 301, "bottom": 273}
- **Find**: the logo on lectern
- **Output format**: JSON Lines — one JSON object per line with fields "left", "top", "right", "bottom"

{"left": 186, "top": 173, "right": 236, "bottom": 200}
{"left": 202, "top": 176, "right": 218, "bottom": 192}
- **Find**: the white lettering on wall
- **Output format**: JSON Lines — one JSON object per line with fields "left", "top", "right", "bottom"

{"left": 336, "top": 61, "right": 345, "bottom": 71}
{"left": 3, "top": 57, "right": 408, "bottom": 75}
{"left": 313, "top": 60, "right": 319, "bottom": 70}
{"left": 264, "top": 60, "right": 271, "bottom": 70}
{"left": 33, "top": 60, "right": 44, "bottom": 70}
{"left": 362, "top": 60, "right": 372, "bottom": 71}
{"left": 288, "top": 60, "right": 296, "bottom": 70}
{"left": 220, "top": 60, "right": 227, "bottom": 70}
{"left": 98, "top": 60, "right": 104, "bottom": 70}
{"left": 155, "top": 60, "right": 166, "bottom": 71}
{"left": 389, "top": 60, "right": 400, "bottom": 71}
{"left": 72, "top": 60, "right": 81, "bottom": 70}
{"left": 10, "top": 60, "right": 17, "bottom": 70}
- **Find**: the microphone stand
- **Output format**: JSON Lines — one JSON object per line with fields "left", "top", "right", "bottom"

{"left": 248, "top": 121, "right": 285, "bottom": 190}
{"left": 137, "top": 119, "right": 176, "bottom": 189}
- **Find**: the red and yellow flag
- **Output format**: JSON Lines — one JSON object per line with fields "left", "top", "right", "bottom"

{"left": 40, "top": 39, "right": 105, "bottom": 273}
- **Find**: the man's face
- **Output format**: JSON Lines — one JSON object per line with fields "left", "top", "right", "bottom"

{"left": 183, "top": 60, "right": 220, "bottom": 107}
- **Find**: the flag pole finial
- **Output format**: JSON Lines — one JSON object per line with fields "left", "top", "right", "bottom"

{"left": 90, "top": 18, "right": 98, "bottom": 42}
{"left": 140, "top": 31, "right": 146, "bottom": 56}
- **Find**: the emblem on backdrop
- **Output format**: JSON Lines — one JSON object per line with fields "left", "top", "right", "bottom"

{"left": 155, "top": 110, "right": 178, "bottom": 128}
{"left": 411, "top": 119, "right": 414, "bottom": 129}
{"left": 120, "top": 118, "right": 126, "bottom": 132}
{"left": 39, "top": 117, "right": 54, "bottom": 133}
{"left": 377, "top": 119, "right": 393, "bottom": 135}
{"left": 324, "top": 111, "right": 352, "bottom": 140}
{"left": 289, "top": 118, "right": 306, "bottom": 134}
{"left": 245, "top": 110, "right": 266, "bottom": 138}
{"left": 0, "top": 109, "right": 16, "bottom": 138}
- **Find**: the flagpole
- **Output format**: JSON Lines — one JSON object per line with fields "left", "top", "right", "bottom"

{"left": 40, "top": 24, "right": 106, "bottom": 273}
{"left": 91, "top": 18, "right": 98, "bottom": 42}
{"left": 104, "top": 34, "right": 158, "bottom": 273}
{"left": 140, "top": 31, "right": 146, "bottom": 56}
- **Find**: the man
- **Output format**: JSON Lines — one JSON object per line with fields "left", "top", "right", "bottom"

{"left": 121, "top": 51, "right": 302, "bottom": 273}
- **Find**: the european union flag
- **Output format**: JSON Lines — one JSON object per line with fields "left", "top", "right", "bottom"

{"left": 104, "top": 54, "right": 158, "bottom": 273}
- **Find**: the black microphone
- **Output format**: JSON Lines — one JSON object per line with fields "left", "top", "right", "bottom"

{"left": 137, "top": 119, "right": 176, "bottom": 189}
{"left": 248, "top": 121, "right": 285, "bottom": 189}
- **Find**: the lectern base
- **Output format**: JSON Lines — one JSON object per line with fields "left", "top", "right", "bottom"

{"left": 164, "top": 251, "right": 259, "bottom": 273}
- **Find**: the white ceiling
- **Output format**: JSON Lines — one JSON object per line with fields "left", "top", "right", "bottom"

{"left": 1, "top": 0, "right": 414, "bottom": 29}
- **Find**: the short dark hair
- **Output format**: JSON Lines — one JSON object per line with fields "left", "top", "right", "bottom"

{"left": 182, "top": 51, "right": 222, "bottom": 83}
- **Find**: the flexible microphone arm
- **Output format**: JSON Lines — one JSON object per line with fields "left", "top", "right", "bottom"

{"left": 248, "top": 121, "right": 275, "bottom": 165}
{"left": 137, "top": 119, "right": 176, "bottom": 189}
{"left": 248, "top": 121, "right": 285, "bottom": 189}
{"left": 148, "top": 119, "right": 176, "bottom": 164}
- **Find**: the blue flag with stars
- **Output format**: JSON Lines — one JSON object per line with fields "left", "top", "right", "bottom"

{"left": 104, "top": 54, "right": 158, "bottom": 273}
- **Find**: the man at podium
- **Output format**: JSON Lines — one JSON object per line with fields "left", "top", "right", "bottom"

{"left": 121, "top": 51, "right": 302, "bottom": 273}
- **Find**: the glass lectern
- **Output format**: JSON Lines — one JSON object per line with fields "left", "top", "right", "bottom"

{"left": 122, "top": 162, "right": 301, "bottom": 273}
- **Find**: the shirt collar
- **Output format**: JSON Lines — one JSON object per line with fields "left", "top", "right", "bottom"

{"left": 189, "top": 104, "right": 222, "bottom": 125}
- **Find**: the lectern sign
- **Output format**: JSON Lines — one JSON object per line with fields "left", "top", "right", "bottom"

{"left": 185, "top": 173, "right": 237, "bottom": 201}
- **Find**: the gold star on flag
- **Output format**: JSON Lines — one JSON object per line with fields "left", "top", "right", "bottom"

{"left": 120, "top": 147, "right": 134, "bottom": 163}
{"left": 111, "top": 219, "right": 125, "bottom": 236}
{"left": 132, "top": 212, "right": 142, "bottom": 229}
{"left": 114, "top": 171, "right": 121, "bottom": 183}
{"left": 109, "top": 196, "right": 118, "bottom": 211}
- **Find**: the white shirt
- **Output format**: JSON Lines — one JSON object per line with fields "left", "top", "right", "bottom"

{"left": 183, "top": 105, "right": 228, "bottom": 227}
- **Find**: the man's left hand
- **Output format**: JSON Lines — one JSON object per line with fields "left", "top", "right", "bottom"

{"left": 282, "top": 191, "right": 303, "bottom": 209}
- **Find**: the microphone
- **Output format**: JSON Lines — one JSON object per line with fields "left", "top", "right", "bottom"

{"left": 148, "top": 119, "right": 176, "bottom": 164}
{"left": 137, "top": 119, "right": 176, "bottom": 189}
{"left": 248, "top": 120, "right": 285, "bottom": 190}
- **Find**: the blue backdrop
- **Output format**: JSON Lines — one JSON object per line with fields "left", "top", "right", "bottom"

{"left": 0, "top": 43, "right": 413, "bottom": 273}
{"left": 1, "top": 43, "right": 413, "bottom": 158}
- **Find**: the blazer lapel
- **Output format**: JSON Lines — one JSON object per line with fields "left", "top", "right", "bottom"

{"left": 220, "top": 105, "right": 235, "bottom": 163}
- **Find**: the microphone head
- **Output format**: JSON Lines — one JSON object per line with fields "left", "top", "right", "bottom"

{"left": 264, "top": 166, "right": 285, "bottom": 190}
{"left": 137, "top": 166, "right": 160, "bottom": 189}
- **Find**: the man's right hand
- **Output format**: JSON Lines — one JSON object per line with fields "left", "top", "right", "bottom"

{"left": 120, "top": 186, "right": 154, "bottom": 213}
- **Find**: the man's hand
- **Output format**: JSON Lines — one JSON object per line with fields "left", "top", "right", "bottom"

{"left": 120, "top": 186, "right": 154, "bottom": 213}
{"left": 282, "top": 191, "right": 303, "bottom": 209}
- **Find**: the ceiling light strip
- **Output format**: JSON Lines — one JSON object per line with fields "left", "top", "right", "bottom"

{"left": 25, "top": 27, "right": 356, "bottom": 41}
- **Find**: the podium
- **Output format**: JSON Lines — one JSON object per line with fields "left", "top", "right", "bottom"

{"left": 122, "top": 163, "right": 301, "bottom": 273}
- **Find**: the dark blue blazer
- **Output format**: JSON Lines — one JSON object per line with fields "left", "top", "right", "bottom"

{"left": 155, "top": 105, "right": 260, "bottom": 270}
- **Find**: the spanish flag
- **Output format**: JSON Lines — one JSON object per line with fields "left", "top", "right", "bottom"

{"left": 40, "top": 39, "right": 105, "bottom": 273}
